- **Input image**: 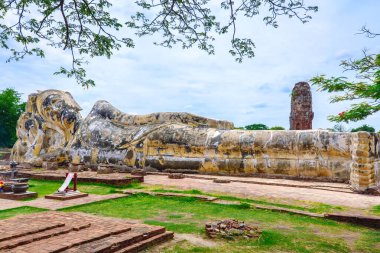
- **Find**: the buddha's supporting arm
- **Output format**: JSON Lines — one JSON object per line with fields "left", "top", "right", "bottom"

{"left": 89, "top": 101, "right": 234, "bottom": 129}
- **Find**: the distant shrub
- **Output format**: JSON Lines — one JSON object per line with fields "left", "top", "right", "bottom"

{"left": 351, "top": 124, "right": 375, "bottom": 133}
{"left": 270, "top": 126, "right": 285, "bottom": 130}
{"left": 245, "top": 123, "right": 269, "bottom": 130}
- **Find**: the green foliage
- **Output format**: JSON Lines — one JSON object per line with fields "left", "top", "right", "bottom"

{"left": 351, "top": 124, "right": 375, "bottom": 133}
{"left": 0, "top": 0, "right": 317, "bottom": 87}
{"left": 270, "top": 126, "right": 285, "bottom": 130}
{"left": 0, "top": 88, "right": 25, "bottom": 147}
{"left": 311, "top": 28, "right": 380, "bottom": 123}
{"left": 245, "top": 123, "right": 269, "bottom": 130}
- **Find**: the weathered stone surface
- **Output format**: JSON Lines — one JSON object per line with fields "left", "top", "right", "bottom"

{"left": 10, "top": 90, "right": 380, "bottom": 193}
{"left": 289, "top": 82, "right": 314, "bottom": 130}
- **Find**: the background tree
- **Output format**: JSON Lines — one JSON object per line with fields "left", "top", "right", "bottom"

{"left": 245, "top": 123, "right": 269, "bottom": 130}
{"left": 351, "top": 124, "right": 375, "bottom": 133}
{"left": 327, "top": 124, "right": 350, "bottom": 132}
{"left": 0, "top": 0, "right": 317, "bottom": 87}
{"left": 0, "top": 88, "right": 25, "bottom": 148}
{"left": 311, "top": 27, "right": 379, "bottom": 123}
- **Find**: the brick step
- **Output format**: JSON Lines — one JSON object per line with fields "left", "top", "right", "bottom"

{"left": 114, "top": 231, "right": 174, "bottom": 253}
{"left": 0, "top": 222, "right": 65, "bottom": 243}
{"left": 1, "top": 212, "right": 172, "bottom": 253}
{"left": 0, "top": 223, "right": 90, "bottom": 250}
{"left": 7, "top": 224, "right": 132, "bottom": 253}
{"left": 61, "top": 225, "right": 167, "bottom": 253}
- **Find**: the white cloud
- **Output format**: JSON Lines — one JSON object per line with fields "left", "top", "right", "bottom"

{"left": 1, "top": 0, "right": 379, "bottom": 130}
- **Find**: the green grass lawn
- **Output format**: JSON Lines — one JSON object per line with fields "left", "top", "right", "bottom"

{"left": 150, "top": 188, "right": 345, "bottom": 214}
{"left": 60, "top": 194, "right": 380, "bottom": 253}
{"left": 26, "top": 179, "right": 123, "bottom": 199}
{"left": 373, "top": 205, "right": 380, "bottom": 212}
{"left": 0, "top": 206, "right": 47, "bottom": 220}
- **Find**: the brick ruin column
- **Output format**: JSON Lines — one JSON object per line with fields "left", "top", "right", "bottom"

{"left": 289, "top": 82, "right": 314, "bottom": 130}
{"left": 350, "top": 132, "right": 378, "bottom": 193}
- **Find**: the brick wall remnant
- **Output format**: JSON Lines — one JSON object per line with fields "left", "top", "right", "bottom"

{"left": 290, "top": 82, "right": 314, "bottom": 130}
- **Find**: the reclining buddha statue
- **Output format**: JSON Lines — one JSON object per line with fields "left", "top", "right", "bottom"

{"left": 13, "top": 89, "right": 372, "bottom": 191}
{"left": 12, "top": 89, "right": 237, "bottom": 171}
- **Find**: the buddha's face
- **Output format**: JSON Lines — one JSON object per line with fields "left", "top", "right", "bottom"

{"left": 16, "top": 114, "right": 33, "bottom": 141}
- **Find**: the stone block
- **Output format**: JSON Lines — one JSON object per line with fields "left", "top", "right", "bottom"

{"left": 42, "top": 162, "right": 58, "bottom": 170}
{"left": 350, "top": 162, "right": 373, "bottom": 170}
{"left": 68, "top": 163, "right": 86, "bottom": 172}
{"left": 352, "top": 150, "right": 370, "bottom": 157}
{"left": 354, "top": 131, "right": 371, "bottom": 139}
{"left": 351, "top": 156, "right": 373, "bottom": 164}
{"left": 97, "top": 164, "right": 114, "bottom": 174}
{"left": 168, "top": 173, "right": 185, "bottom": 179}
{"left": 16, "top": 162, "right": 32, "bottom": 169}
{"left": 131, "top": 169, "right": 146, "bottom": 176}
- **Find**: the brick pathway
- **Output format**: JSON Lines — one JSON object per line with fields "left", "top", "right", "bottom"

{"left": 144, "top": 175, "right": 380, "bottom": 208}
{"left": 0, "top": 211, "right": 173, "bottom": 253}
{"left": 0, "top": 199, "right": 25, "bottom": 211}
{"left": 24, "top": 193, "right": 125, "bottom": 210}
{"left": 0, "top": 193, "right": 125, "bottom": 211}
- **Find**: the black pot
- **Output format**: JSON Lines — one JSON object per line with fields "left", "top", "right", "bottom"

{"left": 12, "top": 183, "right": 29, "bottom": 194}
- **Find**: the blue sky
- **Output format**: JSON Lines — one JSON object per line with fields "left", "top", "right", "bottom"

{"left": 1, "top": 0, "right": 380, "bottom": 130}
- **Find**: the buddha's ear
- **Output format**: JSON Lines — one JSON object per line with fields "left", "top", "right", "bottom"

{"left": 26, "top": 93, "right": 38, "bottom": 113}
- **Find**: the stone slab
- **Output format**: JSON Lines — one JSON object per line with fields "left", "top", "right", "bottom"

{"left": 45, "top": 192, "right": 89, "bottom": 201}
